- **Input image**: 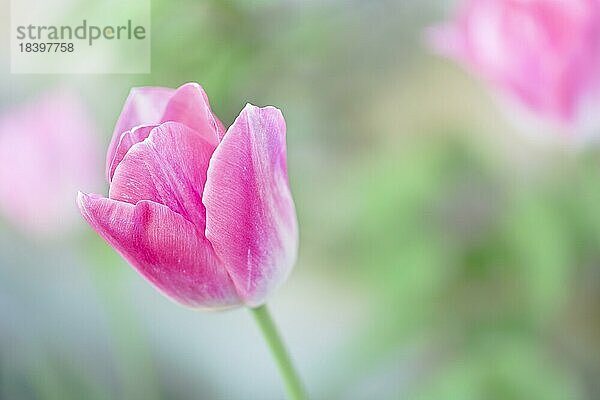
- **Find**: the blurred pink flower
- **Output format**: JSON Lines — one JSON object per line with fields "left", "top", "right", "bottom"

{"left": 428, "top": 0, "right": 600, "bottom": 135}
{"left": 78, "top": 83, "right": 298, "bottom": 309}
{"left": 0, "top": 90, "right": 101, "bottom": 236}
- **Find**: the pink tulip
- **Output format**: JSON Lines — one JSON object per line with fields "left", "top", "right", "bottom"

{"left": 78, "top": 83, "right": 298, "bottom": 309}
{"left": 428, "top": 0, "right": 600, "bottom": 134}
{"left": 0, "top": 90, "right": 100, "bottom": 236}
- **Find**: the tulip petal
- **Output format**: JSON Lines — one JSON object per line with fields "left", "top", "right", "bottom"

{"left": 106, "top": 87, "right": 174, "bottom": 180}
{"left": 107, "top": 125, "right": 156, "bottom": 182}
{"left": 109, "top": 122, "right": 214, "bottom": 231}
{"left": 161, "top": 83, "right": 225, "bottom": 145}
{"left": 203, "top": 104, "right": 298, "bottom": 306}
{"left": 77, "top": 192, "right": 240, "bottom": 308}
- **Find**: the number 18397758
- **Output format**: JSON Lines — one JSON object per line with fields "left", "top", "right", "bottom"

{"left": 19, "top": 42, "right": 74, "bottom": 52}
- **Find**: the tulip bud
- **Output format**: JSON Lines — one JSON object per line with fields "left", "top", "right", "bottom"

{"left": 0, "top": 89, "right": 100, "bottom": 236}
{"left": 427, "top": 0, "right": 600, "bottom": 137}
{"left": 78, "top": 83, "right": 298, "bottom": 309}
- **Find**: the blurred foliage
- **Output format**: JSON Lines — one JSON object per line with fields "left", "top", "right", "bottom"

{"left": 317, "top": 132, "right": 600, "bottom": 398}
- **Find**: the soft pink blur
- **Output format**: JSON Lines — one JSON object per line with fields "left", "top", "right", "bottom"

{"left": 78, "top": 83, "right": 298, "bottom": 309}
{"left": 428, "top": 0, "right": 600, "bottom": 135}
{"left": 0, "top": 90, "right": 101, "bottom": 237}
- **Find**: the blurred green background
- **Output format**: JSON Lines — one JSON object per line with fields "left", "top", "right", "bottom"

{"left": 2, "top": 0, "right": 600, "bottom": 399}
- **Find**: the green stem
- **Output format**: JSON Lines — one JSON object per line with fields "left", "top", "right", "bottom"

{"left": 250, "top": 305, "right": 307, "bottom": 400}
